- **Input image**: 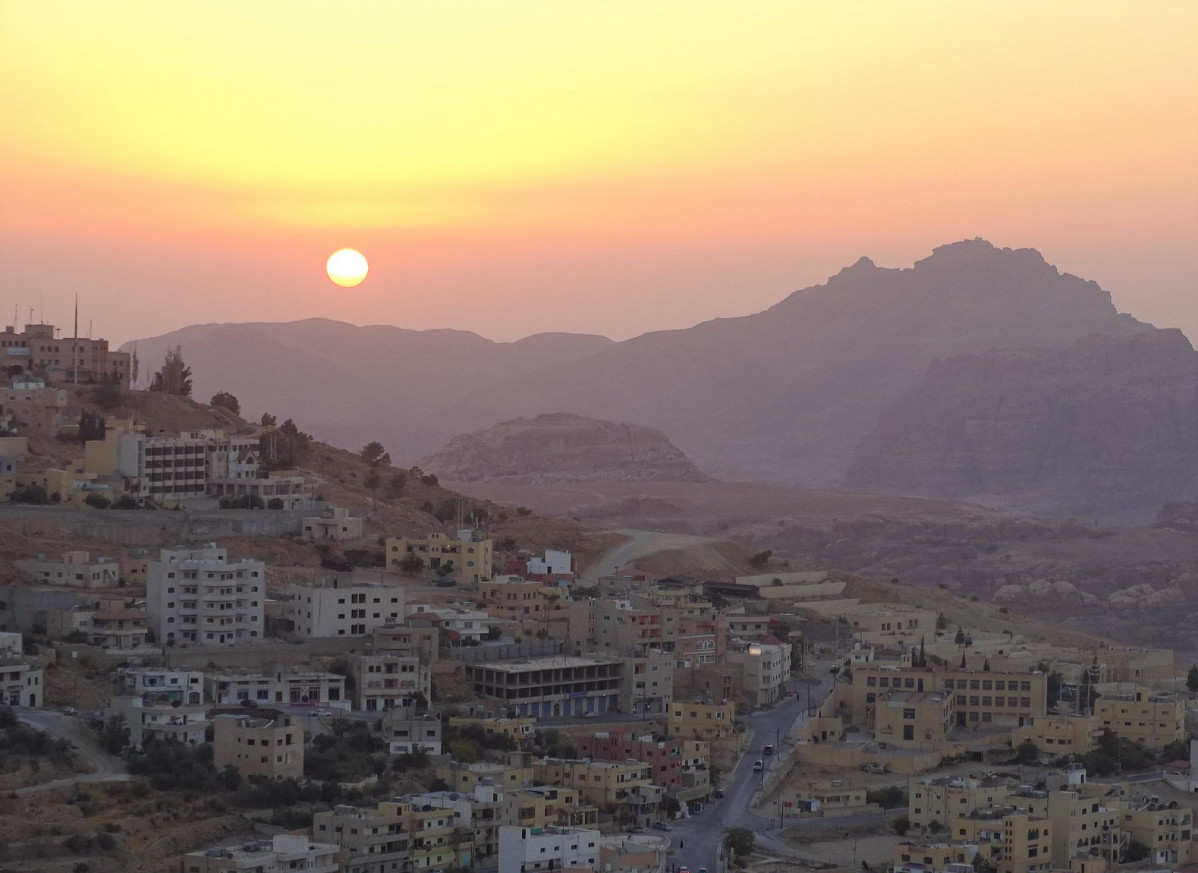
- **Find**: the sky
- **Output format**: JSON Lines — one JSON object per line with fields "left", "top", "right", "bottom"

{"left": 1, "top": 1, "right": 1195, "bottom": 348}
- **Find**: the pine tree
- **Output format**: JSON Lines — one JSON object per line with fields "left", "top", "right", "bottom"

{"left": 149, "top": 345, "right": 192, "bottom": 396}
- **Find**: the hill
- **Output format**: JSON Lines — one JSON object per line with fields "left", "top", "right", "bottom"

{"left": 125, "top": 239, "right": 1188, "bottom": 520}
{"left": 420, "top": 413, "right": 712, "bottom": 483}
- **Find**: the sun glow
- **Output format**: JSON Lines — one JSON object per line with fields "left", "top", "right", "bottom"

{"left": 326, "top": 249, "right": 368, "bottom": 287}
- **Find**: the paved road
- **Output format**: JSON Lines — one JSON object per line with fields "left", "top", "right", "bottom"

{"left": 581, "top": 529, "right": 738, "bottom": 581}
{"left": 13, "top": 708, "right": 130, "bottom": 794}
{"left": 662, "top": 663, "right": 839, "bottom": 872}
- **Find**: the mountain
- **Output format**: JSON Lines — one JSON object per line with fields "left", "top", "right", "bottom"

{"left": 125, "top": 239, "right": 1185, "bottom": 519}
{"left": 420, "top": 413, "right": 712, "bottom": 484}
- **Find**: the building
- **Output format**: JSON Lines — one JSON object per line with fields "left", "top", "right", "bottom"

{"left": 284, "top": 578, "right": 405, "bottom": 638}
{"left": 121, "top": 668, "right": 205, "bottom": 704}
{"left": 110, "top": 694, "right": 210, "bottom": 749}
{"left": 387, "top": 530, "right": 494, "bottom": 583}
{"left": 438, "top": 758, "right": 535, "bottom": 794}
{"left": 482, "top": 576, "right": 558, "bottom": 621}
{"left": 47, "top": 598, "right": 149, "bottom": 650}
{"left": 531, "top": 758, "right": 655, "bottom": 811}
{"left": 852, "top": 665, "right": 1048, "bottom": 732}
{"left": 348, "top": 652, "right": 432, "bottom": 711}
{"left": 448, "top": 715, "right": 536, "bottom": 743}
{"left": 382, "top": 712, "right": 443, "bottom": 754}
{"left": 1092, "top": 685, "right": 1185, "bottom": 750}
{"left": 373, "top": 622, "right": 440, "bottom": 662}
{"left": 618, "top": 650, "right": 674, "bottom": 716}
{"left": 498, "top": 825, "right": 600, "bottom": 873}
{"left": 0, "top": 378, "right": 68, "bottom": 436}
{"left": 667, "top": 700, "right": 737, "bottom": 741}
{"left": 313, "top": 801, "right": 410, "bottom": 873}
{"left": 204, "top": 668, "right": 345, "bottom": 708}
{"left": 726, "top": 636, "right": 792, "bottom": 706}
{"left": 302, "top": 506, "right": 364, "bottom": 541}
{"left": 874, "top": 690, "right": 954, "bottom": 750}
{"left": 1122, "top": 797, "right": 1194, "bottom": 866}
{"left": 574, "top": 727, "right": 710, "bottom": 797}
{"left": 145, "top": 545, "right": 265, "bottom": 647}
{"left": 0, "top": 653, "right": 43, "bottom": 707}
{"left": 910, "top": 776, "right": 1013, "bottom": 830}
{"left": 213, "top": 712, "right": 303, "bottom": 780}
{"left": 406, "top": 603, "right": 491, "bottom": 643}
{"left": 1046, "top": 787, "right": 1126, "bottom": 868}
{"left": 14, "top": 550, "right": 120, "bottom": 589}
{"left": 464, "top": 655, "right": 624, "bottom": 718}
{"left": 505, "top": 550, "right": 576, "bottom": 583}
{"left": 568, "top": 593, "right": 721, "bottom": 668}
{"left": 179, "top": 834, "right": 340, "bottom": 873}
{"left": 0, "top": 322, "right": 130, "bottom": 388}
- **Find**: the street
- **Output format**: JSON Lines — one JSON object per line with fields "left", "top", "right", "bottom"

{"left": 13, "top": 708, "right": 130, "bottom": 794}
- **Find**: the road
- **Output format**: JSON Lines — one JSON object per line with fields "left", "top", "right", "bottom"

{"left": 581, "top": 529, "right": 739, "bottom": 581}
{"left": 13, "top": 708, "right": 130, "bottom": 794}
{"left": 663, "top": 663, "right": 839, "bottom": 872}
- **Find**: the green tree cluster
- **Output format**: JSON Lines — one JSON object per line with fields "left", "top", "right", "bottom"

{"left": 149, "top": 346, "right": 192, "bottom": 396}
{"left": 210, "top": 391, "right": 240, "bottom": 416}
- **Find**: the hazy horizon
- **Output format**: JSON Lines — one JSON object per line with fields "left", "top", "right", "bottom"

{"left": 2, "top": 2, "right": 1195, "bottom": 348}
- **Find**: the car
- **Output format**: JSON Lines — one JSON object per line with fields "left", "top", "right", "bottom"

{"left": 861, "top": 762, "right": 887, "bottom": 774}
{"left": 713, "top": 789, "right": 724, "bottom": 799}
{"left": 313, "top": 708, "right": 334, "bottom": 717}
{"left": 753, "top": 760, "right": 764, "bottom": 771}
{"left": 678, "top": 866, "right": 690, "bottom": 873}
{"left": 698, "top": 868, "right": 709, "bottom": 873}
{"left": 763, "top": 743, "right": 774, "bottom": 755}
{"left": 632, "top": 826, "right": 650, "bottom": 834}
{"left": 62, "top": 706, "right": 77, "bottom": 716}
{"left": 583, "top": 711, "right": 598, "bottom": 719}
{"left": 433, "top": 578, "right": 457, "bottom": 587}
{"left": 237, "top": 698, "right": 258, "bottom": 708}
{"left": 652, "top": 822, "right": 673, "bottom": 831}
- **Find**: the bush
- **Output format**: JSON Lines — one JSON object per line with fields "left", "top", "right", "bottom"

{"left": 892, "top": 815, "right": 910, "bottom": 836}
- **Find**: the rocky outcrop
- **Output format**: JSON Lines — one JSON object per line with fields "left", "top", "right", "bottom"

{"left": 421, "top": 413, "right": 712, "bottom": 483}
{"left": 845, "top": 330, "right": 1198, "bottom": 520}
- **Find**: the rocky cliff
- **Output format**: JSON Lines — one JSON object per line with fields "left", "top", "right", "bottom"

{"left": 845, "top": 330, "right": 1198, "bottom": 520}
{"left": 421, "top": 413, "right": 712, "bottom": 483}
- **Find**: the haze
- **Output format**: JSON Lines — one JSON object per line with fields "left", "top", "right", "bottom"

{"left": 1, "top": 1, "right": 1195, "bottom": 345}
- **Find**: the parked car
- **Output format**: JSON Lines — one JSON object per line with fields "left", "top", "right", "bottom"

{"left": 632, "top": 826, "right": 650, "bottom": 834}
{"left": 62, "top": 706, "right": 76, "bottom": 716}
{"left": 652, "top": 822, "right": 673, "bottom": 831}
{"left": 313, "top": 708, "right": 334, "bottom": 717}
{"left": 713, "top": 789, "right": 724, "bottom": 799}
{"left": 433, "top": 578, "right": 457, "bottom": 587}
{"left": 763, "top": 743, "right": 774, "bottom": 755}
{"left": 583, "top": 711, "right": 598, "bottom": 719}
{"left": 753, "top": 760, "right": 764, "bottom": 771}
{"left": 861, "top": 762, "right": 887, "bottom": 774}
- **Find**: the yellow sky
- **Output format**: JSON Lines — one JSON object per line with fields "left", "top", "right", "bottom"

{"left": 1, "top": 1, "right": 1195, "bottom": 344}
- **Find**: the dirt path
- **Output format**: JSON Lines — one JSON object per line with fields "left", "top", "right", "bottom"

{"left": 580, "top": 528, "right": 743, "bottom": 579}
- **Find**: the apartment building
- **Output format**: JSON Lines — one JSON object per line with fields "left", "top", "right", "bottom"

{"left": 204, "top": 669, "right": 345, "bottom": 708}
{"left": 618, "top": 649, "right": 674, "bottom": 716}
{"left": 911, "top": 776, "right": 1013, "bottom": 830}
{"left": 386, "top": 530, "right": 494, "bottom": 583}
{"left": 14, "top": 550, "right": 120, "bottom": 589}
{"left": 179, "top": 834, "right": 340, "bottom": 873}
{"left": 348, "top": 652, "right": 431, "bottom": 711}
{"left": 284, "top": 578, "right": 405, "bottom": 638}
{"left": 726, "top": 636, "right": 792, "bottom": 706}
{"left": 302, "top": 506, "right": 364, "bottom": 541}
{"left": 951, "top": 805, "right": 1053, "bottom": 873}
{"left": 212, "top": 712, "right": 303, "bottom": 780}
{"left": 373, "top": 623, "right": 440, "bottom": 663}
{"left": 874, "top": 689, "right": 954, "bottom": 750}
{"left": 0, "top": 322, "right": 131, "bottom": 388}
{"left": 313, "top": 801, "right": 411, "bottom": 873}
{"left": 1122, "top": 798, "right": 1194, "bottom": 866}
{"left": 447, "top": 715, "right": 536, "bottom": 743}
{"left": 1012, "top": 713, "right": 1103, "bottom": 757}
{"left": 498, "top": 825, "right": 600, "bottom": 873}
{"left": 121, "top": 668, "right": 204, "bottom": 705}
{"left": 406, "top": 603, "right": 491, "bottom": 643}
{"left": 531, "top": 758, "right": 654, "bottom": 809}
{"left": 47, "top": 599, "right": 148, "bottom": 650}
{"left": 382, "top": 711, "right": 443, "bottom": 754}
{"left": 1092, "top": 686, "right": 1185, "bottom": 750}
{"left": 145, "top": 545, "right": 265, "bottom": 647}
{"left": 464, "top": 655, "right": 624, "bottom": 718}
{"left": 574, "top": 727, "right": 710, "bottom": 796}
{"left": 1046, "top": 788, "right": 1126, "bottom": 868}
{"left": 853, "top": 665, "right": 1048, "bottom": 732}
{"left": 110, "top": 694, "right": 210, "bottom": 749}
{"left": 568, "top": 593, "right": 721, "bottom": 667}
{"left": 0, "top": 378, "right": 68, "bottom": 436}
{"left": 0, "top": 655, "right": 43, "bottom": 707}
{"left": 667, "top": 700, "right": 737, "bottom": 741}
{"left": 438, "top": 758, "right": 535, "bottom": 794}
{"left": 482, "top": 576, "right": 558, "bottom": 620}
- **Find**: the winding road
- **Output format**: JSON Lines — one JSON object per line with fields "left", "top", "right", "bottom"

{"left": 13, "top": 708, "right": 129, "bottom": 794}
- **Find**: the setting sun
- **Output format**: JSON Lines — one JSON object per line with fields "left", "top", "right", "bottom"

{"left": 326, "top": 248, "right": 368, "bottom": 287}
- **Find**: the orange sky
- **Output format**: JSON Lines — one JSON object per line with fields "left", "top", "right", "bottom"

{"left": 1, "top": 1, "right": 1195, "bottom": 346}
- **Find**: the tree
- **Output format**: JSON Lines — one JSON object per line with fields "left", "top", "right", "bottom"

{"left": 748, "top": 550, "right": 772, "bottom": 569}
{"left": 723, "top": 827, "right": 755, "bottom": 863}
{"left": 149, "top": 345, "right": 192, "bottom": 396}
{"left": 91, "top": 372, "right": 124, "bottom": 411}
{"left": 364, "top": 468, "right": 381, "bottom": 508}
{"left": 385, "top": 471, "right": 406, "bottom": 500}
{"left": 954, "top": 627, "right": 966, "bottom": 645}
{"left": 398, "top": 554, "right": 425, "bottom": 577}
{"left": 210, "top": 391, "right": 240, "bottom": 416}
{"left": 1014, "top": 739, "right": 1040, "bottom": 764}
{"left": 1187, "top": 664, "right": 1198, "bottom": 694}
{"left": 360, "top": 441, "right": 391, "bottom": 467}
{"left": 78, "top": 410, "right": 106, "bottom": 443}
{"left": 260, "top": 412, "right": 277, "bottom": 427}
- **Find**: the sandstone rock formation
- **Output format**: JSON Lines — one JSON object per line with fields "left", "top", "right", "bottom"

{"left": 420, "top": 413, "right": 712, "bottom": 484}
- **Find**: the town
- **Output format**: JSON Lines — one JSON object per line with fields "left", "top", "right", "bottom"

{"left": 0, "top": 322, "right": 1196, "bottom": 873}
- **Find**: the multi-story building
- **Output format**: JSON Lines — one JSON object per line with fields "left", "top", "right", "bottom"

{"left": 121, "top": 668, "right": 205, "bottom": 705}
{"left": 464, "top": 655, "right": 624, "bottom": 718}
{"left": 481, "top": 576, "right": 557, "bottom": 620}
{"left": 726, "top": 636, "right": 791, "bottom": 706}
{"left": 14, "top": 550, "right": 120, "bottom": 589}
{"left": 1122, "top": 798, "right": 1194, "bottom": 866}
{"left": 1012, "top": 713, "right": 1103, "bottom": 758}
{"left": 0, "top": 322, "right": 130, "bottom": 388}
{"left": 1092, "top": 686, "right": 1185, "bottom": 750}
{"left": 438, "top": 758, "right": 535, "bottom": 794}
{"left": 382, "top": 711, "right": 443, "bottom": 754}
{"left": 1046, "top": 787, "right": 1126, "bottom": 868}
{"left": 910, "top": 776, "right": 1013, "bottom": 830}
{"left": 386, "top": 530, "right": 494, "bottom": 583}
{"left": 874, "top": 690, "right": 954, "bottom": 750}
{"left": 110, "top": 694, "right": 210, "bottom": 749}
{"left": 853, "top": 665, "right": 1048, "bottom": 732}
{"left": 574, "top": 727, "right": 710, "bottom": 797}
{"left": 406, "top": 603, "right": 491, "bottom": 643}
{"left": 179, "top": 834, "right": 340, "bottom": 873}
{"left": 313, "top": 801, "right": 410, "bottom": 873}
{"left": 145, "top": 545, "right": 265, "bottom": 647}
{"left": 667, "top": 700, "right": 737, "bottom": 741}
{"left": 568, "top": 593, "right": 721, "bottom": 668}
{"left": 952, "top": 805, "right": 1053, "bottom": 873}
{"left": 302, "top": 506, "right": 364, "bottom": 541}
{"left": 284, "top": 578, "right": 405, "bottom": 638}
{"left": 348, "top": 653, "right": 431, "bottom": 711}
{"left": 531, "top": 758, "right": 654, "bottom": 810}
{"left": 47, "top": 599, "right": 148, "bottom": 650}
{"left": 204, "top": 668, "right": 345, "bottom": 708}
{"left": 0, "top": 378, "right": 68, "bottom": 437}
{"left": 618, "top": 650, "right": 674, "bottom": 716}
{"left": 447, "top": 715, "right": 536, "bottom": 743}
{"left": 212, "top": 712, "right": 303, "bottom": 780}
{"left": 373, "top": 623, "right": 440, "bottom": 662}
{"left": 0, "top": 653, "right": 43, "bottom": 707}
{"left": 505, "top": 550, "right": 575, "bottom": 583}
{"left": 498, "top": 825, "right": 600, "bottom": 873}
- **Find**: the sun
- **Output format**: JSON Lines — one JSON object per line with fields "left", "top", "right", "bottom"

{"left": 326, "top": 248, "right": 369, "bottom": 287}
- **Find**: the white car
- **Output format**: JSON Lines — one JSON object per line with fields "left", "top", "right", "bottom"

{"left": 753, "top": 760, "right": 764, "bottom": 771}
{"left": 583, "top": 711, "right": 598, "bottom": 718}
{"left": 312, "top": 708, "right": 334, "bottom": 717}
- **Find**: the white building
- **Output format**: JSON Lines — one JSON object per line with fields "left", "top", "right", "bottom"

{"left": 0, "top": 643, "right": 43, "bottom": 707}
{"left": 498, "top": 825, "right": 600, "bottom": 873}
{"left": 204, "top": 668, "right": 347, "bottom": 708}
{"left": 528, "top": 550, "right": 574, "bottom": 578}
{"left": 180, "top": 834, "right": 340, "bottom": 873}
{"left": 13, "top": 550, "right": 120, "bottom": 589}
{"left": 726, "top": 635, "right": 792, "bottom": 707}
{"left": 110, "top": 694, "right": 210, "bottom": 749}
{"left": 382, "top": 711, "right": 443, "bottom": 754}
{"left": 406, "top": 603, "right": 491, "bottom": 643}
{"left": 284, "top": 578, "right": 405, "bottom": 638}
{"left": 121, "top": 667, "right": 205, "bottom": 705}
{"left": 145, "top": 545, "right": 265, "bottom": 647}
{"left": 0, "top": 632, "right": 22, "bottom": 657}
{"left": 302, "top": 506, "right": 364, "bottom": 542}
{"left": 348, "top": 652, "right": 431, "bottom": 712}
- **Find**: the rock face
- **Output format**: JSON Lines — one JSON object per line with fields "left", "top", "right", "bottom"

{"left": 421, "top": 413, "right": 712, "bottom": 483}
{"left": 845, "top": 330, "right": 1198, "bottom": 520}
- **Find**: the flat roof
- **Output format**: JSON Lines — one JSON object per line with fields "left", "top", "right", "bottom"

{"left": 474, "top": 656, "right": 621, "bottom": 672}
